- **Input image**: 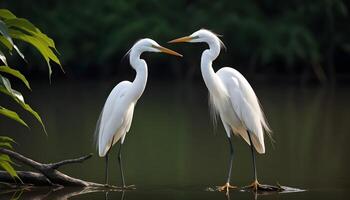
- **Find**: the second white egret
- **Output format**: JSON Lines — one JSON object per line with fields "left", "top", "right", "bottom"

{"left": 169, "top": 29, "right": 271, "bottom": 193}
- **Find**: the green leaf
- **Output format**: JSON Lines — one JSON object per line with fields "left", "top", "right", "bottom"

{"left": 0, "top": 9, "right": 16, "bottom": 20}
{"left": 0, "top": 142, "right": 13, "bottom": 149}
{"left": 0, "top": 50, "right": 7, "bottom": 65}
{"left": 10, "top": 190, "right": 23, "bottom": 200}
{"left": 0, "top": 35, "right": 13, "bottom": 50}
{"left": 0, "top": 20, "right": 13, "bottom": 44}
{"left": 0, "top": 85, "right": 46, "bottom": 134}
{"left": 0, "top": 20, "right": 25, "bottom": 61}
{"left": 13, "top": 94, "right": 47, "bottom": 134}
{"left": 0, "top": 154, "right": 12, "bottom": 162}
{"left": 0, "top": 73, "right": 15, "bottom": 90}
{"left": 0, "top": 74, "right": 14, "bottom": 94}
{"left": 9, "top": 29, "right": 62, "bottom": 79}
{"left": 0, "top": 136, "right": 15, "bottom": 143}
{"left": 0, "top": 86, "right": 24, "bottom": 102}
{"left": 0, "top": 66, "right": 31, "bottom": 90}
{"left": 0, "top": 106, "right": 28, "bottom": 128}
{"left": 5, "top": 18, "right": 56, "bottom": 49}
{"left": 0, "top": 159, "right": 18, "bottom": 178}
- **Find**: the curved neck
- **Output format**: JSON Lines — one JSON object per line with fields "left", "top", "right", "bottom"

{"left": 200, "top": 41, "right": 221, "bottom": 95}
{"left": 129, "top": 49, "right": 148, "bottom": 101}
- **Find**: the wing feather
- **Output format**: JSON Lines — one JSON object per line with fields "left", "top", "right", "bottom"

{"left": 217, "top": 67, "right": 271, "bottom": 154}
{"left": 95, "top": 81, "right": 133, "bottom": 156}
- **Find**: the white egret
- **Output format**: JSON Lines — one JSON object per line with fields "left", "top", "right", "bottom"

{"left": 95, "top": 38, "right": 182, "bottom": 188}
{"left": 169, "top": 29, "right": 271, "bottom": 193}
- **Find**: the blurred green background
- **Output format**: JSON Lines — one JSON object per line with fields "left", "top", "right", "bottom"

{"left": 1, "top": 0, "right": 349, "bottom": 84}
{"left": 0, "top": 1, "right": 350, "bottom": 199}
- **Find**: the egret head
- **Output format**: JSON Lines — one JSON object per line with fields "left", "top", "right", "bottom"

{"left": 130, "top": 38, "right": 182, "bottom": 57}
{"left": 168, "top": 29, "right": 225, "bottom": 49}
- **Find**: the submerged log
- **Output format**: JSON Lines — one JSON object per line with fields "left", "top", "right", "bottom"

{"left": 0, "top": 148, "right": 116, "bottom": 188}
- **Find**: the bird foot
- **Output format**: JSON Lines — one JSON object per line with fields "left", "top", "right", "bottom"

{"left": 121, "top": 184, "right": 136, "bottom": 190}
{"left": 243, "top": 180, "right": 282, "bottom": 192}
{"left": 217, "top": 182, "right": 237, "bottom": 195}
{"left": 244, "top": 180, "right": 260, "bottom": 191}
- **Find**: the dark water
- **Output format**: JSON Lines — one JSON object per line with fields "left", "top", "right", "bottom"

{"left": 0, "top": 79, "right": 349, "bottom": 199}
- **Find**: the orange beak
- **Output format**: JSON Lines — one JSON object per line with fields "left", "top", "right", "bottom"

{"left": 153, "top": 45, "right": 183, "bottom": 57}
{"left": 168, "top": 36, "right": 193, "bottom": 43}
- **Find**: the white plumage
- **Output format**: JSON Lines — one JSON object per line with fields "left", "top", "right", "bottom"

{"left": 169, "top": 29, "right": 271, "bottom": 192}
{"left": 95, "top": 38, "right": 182, "bottom": 158}
{"left": 182, "top": 29, "right": 271, "bottom": 154}
{"left": 215, "top": 67, "right": 270, "bottom": 154}
{"left": 97, "top": 81, "right": 134, "bottom": 157}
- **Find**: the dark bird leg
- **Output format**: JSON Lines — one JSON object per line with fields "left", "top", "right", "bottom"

{"left": 248, "top": 131, "right": 257, "bottom": 182}
{"left": 243, "top": 131, "right": 283, "bottom": 192}
{"left": 246, "top": 130, "right": 260, "bottom": 191}
{"left": 116, "top": 140, "right": 136, "bottom": 190}
{"left": 121, "top": 190, "right": 125, "bottom": 200}
{"left": 226, "top": 136, "right": 234, "bottom": 184}
{"left": 218, "top": 132, "right": 237, "bottom": 195}
{"left": 104, "top": 191, "right": 109, "bottom": 200}
{"left": 105, "top": 137, "right": 114, "bottom": 186}
{"left": 105, "top": 151, "right": 109, "bottom": 185}
{"left": 118, "top": 142, "right": 126, "bottom": 188}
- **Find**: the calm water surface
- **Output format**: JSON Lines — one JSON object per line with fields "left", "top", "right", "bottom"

{"left": 0, "top": 79, "right": 349, "bottom": 199}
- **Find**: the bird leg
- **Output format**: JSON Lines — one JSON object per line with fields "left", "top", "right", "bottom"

{"left": 105, "top": 152, "right": 109, "bottom": 185}
{"left": 217, "top": 136, "right": 237, "bottom": 195}
{"left": 243, "top": 131, "right": 263, "bottom": 192}
{"left": 242, "top": 132, "right": 284, "bottom": 192}
{"left": 118, "top": 142, "right": 136, "bottom": 190}
{"left": 117, "top": 142, "right": 125, "bottom": 187}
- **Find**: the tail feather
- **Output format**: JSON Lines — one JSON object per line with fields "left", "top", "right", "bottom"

{"left": 238, "top": 129, "right": 265, "bottom": 154}
{"left": 257, "top": 98, "right": 274, "bottom": 143}
{"left": 93, "top": 110, "right": 103, "bottom": 151}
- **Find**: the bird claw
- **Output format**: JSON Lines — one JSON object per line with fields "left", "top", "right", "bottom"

{"left": 217, "top": 182, "right": 237, "bottom": 195}
{"left": 122, "top": 184, "right": 136, "bottom": 190}
{"left": 243, "top": 180, "right": 282, "bottom": 192}
{"left": 246, "top": 180, "right": 260, "bottom": 191}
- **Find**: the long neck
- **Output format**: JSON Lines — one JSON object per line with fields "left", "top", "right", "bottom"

{"left": 200, "top": 40, "right": 222, "bottom": 96}
{"left": 129, "top": 49, "right": 148, "bottom": 101}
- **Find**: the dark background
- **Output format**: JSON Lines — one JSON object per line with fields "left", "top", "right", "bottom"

{"left": 0, "top": 1, "right": 350, "bottom": 199}
{"left": 0, "top": 0, "right": 349, "bottom": 85}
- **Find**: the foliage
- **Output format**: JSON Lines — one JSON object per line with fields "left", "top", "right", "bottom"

{"left": 1, "top": 0, "right": 348, "bottom": 82}
{"left": 0, "top": 9, "right": 61, "bottom": 179}
{"left": 0, "top": 136, "right": 17, "bottom": 178}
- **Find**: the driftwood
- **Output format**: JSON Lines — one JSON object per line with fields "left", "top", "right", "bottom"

{"left": 0, "top": 171, "right": 51, "bottom": 186}
{"left": 0, "top": 148, "right": 115, "bottom": 188}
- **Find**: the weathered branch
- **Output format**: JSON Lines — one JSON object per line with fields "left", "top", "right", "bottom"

{"left": 0, "top": 148, "right": 46, "bottom": 173}
{"left": 49, "top": 153, "right": 93, "bottom": 169}
{"left": 0, "top": 148, "right": 115, "bottom": 188}
{"left": 0, "top": 171, "right": 52, "bottom": 185}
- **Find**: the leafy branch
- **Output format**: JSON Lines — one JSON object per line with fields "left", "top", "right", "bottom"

{"left": 0, "top": 9, "right": 62, "bottom": 179}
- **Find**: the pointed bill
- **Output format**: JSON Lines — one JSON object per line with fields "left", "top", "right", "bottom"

{"left": 153, "top": 45, "right": 182, "bottom": 57}
{"left": 168, "top": 36, "right": 193, "bottom": 43}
